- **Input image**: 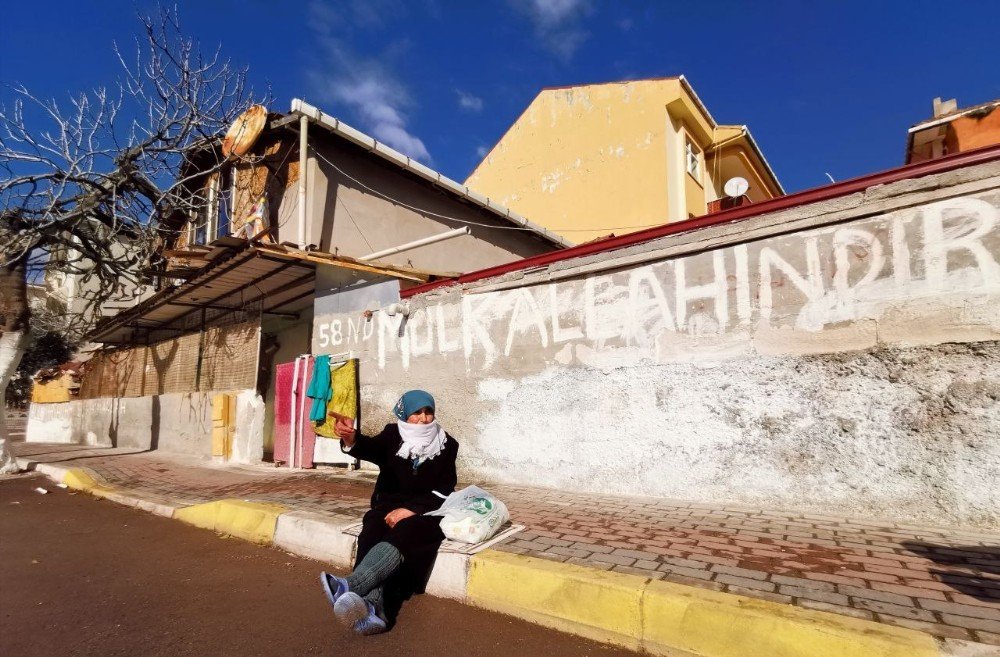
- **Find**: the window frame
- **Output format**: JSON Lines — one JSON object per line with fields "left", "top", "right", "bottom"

{"left": 685, "top": 138, "right": 702, "bottom": 181}
{"left": 188, "top": 169, "right": 234, "bottom": 246}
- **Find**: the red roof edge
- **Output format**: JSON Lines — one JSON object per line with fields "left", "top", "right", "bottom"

{"left": 403, "top": 144, "right": 1000, "bottom": 299}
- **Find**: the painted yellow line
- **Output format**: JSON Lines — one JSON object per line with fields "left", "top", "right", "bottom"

{"left": 468, "top": 551, "right": 940, "bottom": 657}
{"left": 173, "top": 499, "right": 287, "bottom": 544}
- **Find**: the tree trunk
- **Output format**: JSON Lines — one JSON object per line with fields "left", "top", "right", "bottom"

{"left": 0, "top": 255, "right": 30, "bottom": 473}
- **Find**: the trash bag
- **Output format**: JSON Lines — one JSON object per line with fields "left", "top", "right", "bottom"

{"left": 424, "top": 485, "right": 510, "bottom": 544}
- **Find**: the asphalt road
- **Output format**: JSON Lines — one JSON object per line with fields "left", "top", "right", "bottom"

{"left": 0, "top": 474, "right": 640, "bottom": 657}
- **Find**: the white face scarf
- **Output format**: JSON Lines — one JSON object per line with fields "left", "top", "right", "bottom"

{"left": 396, "top": 419, "right": 447, "bottom": 463}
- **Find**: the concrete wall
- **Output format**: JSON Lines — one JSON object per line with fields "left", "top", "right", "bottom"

{"left": 26, "top": 389, "right": 266, "bottom": 465}
{"left": 270, "top": 134, "right": 556, "bottom": 272}
{"left": 312, "top": 161, "right": 1000, "bottom": 528}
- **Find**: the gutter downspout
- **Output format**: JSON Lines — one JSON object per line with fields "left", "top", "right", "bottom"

{"left": 358, "top": 227, "right": 471, "bottom": 261}
{"left": 298, "top": 115, "right": 308, "bottom": 248}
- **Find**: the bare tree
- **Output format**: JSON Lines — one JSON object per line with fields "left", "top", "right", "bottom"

{"left": 0, "top": 7, "right": 263, "bottom": 472}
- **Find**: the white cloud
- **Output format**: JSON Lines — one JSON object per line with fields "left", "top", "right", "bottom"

{"left": 510, "top": 0, "right": 591, "bottom": 62}
{"left": 457, "top": 90, "right": 484, "bottom": 112}
{"left": 306, "top": 1, "right": 431, "bottom": 162}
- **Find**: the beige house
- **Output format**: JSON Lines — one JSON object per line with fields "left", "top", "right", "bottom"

{"left": 466, "top": 77, "right": 784, "bottom": 244}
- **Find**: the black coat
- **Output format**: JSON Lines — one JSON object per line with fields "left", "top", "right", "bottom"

{"left": 343, "top": 423, "right": 459, "bottom": 515}
{"left": 342, "top": 424, "right": 459, "bottom": 623}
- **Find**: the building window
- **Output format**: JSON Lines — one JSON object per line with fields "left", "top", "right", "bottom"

{"left": 188, "top": 171, "right": 233, "bottom": 246}
{"left": 685, "top": 139, "right": 701, "bottom": 179}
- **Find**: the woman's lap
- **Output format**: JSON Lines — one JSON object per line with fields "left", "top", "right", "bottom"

{"left": 357, "top": 509, "right": 444, "bottom": 563}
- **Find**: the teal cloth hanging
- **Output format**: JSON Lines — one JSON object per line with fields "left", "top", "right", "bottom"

{"left": 306, "top": 355, "right": 332, "bottom": 423}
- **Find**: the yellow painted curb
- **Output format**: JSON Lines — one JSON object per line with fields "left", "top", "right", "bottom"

{"left": 173, "top": 499, "right": 287, "bottom": 544}
{"left": 468, "top": 550, "right": 646, "bottom": 651}
{"left": 61, "top": 468, "right": 116, "bottom": 499}
{"left": 468, "top": 551, "right": 940, "bottom": 657}
{"left": 643, "top": 578, "right": 938, "bottom": 657}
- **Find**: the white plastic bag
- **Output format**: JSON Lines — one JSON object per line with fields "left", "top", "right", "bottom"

{"left": 425, "top": 485, "right": 510, "bottom": 544}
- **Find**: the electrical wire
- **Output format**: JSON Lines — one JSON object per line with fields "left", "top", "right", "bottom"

{"left": 338, "top": 196, "right": 375, "bottom": 252}
{"left": 308, "top": 146, "right": 669, "bottom": 234}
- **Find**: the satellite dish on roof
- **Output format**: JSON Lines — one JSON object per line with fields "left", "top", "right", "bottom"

{"left": 221, "top": 105, "right": 267, "bottom": 159}
{"left": 724, "top": 176, "right": 749, "bottom": 199}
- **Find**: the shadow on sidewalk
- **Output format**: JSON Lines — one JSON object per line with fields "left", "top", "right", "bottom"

{"left": 20, "top": 450, "right": 157, "bottom": 465}
{"left": 901, "top": 540, "right": 1000, "bottom": 602}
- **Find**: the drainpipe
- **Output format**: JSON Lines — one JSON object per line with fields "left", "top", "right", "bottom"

{"left": 297, "top": 115, "right": 308, "bottom": 248}
{"left": 358, "top": 226, "right": 470, "bottom": 261}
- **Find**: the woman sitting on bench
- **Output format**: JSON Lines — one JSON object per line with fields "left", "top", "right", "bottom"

{"left": 320, "top": 390, "right": 458, "bottom": 635}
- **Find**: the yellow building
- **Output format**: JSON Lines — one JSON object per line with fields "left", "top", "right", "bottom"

{"left": 466, "top": 77, "right": 784, "bottom": 244}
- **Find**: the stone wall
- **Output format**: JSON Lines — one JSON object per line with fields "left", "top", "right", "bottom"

{"left": 312, "top": 161, "right": 1000, "bottom": 528}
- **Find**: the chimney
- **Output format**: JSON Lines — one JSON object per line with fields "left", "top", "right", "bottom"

{"left": 932, "top": 97, "right": 958, "bottom": 118}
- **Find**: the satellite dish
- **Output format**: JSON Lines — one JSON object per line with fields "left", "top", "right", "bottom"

{"left": 724, "top": 176, "right": 749, "bottom": 199}
{"left": 221, "top": 105, "right": 267, "bottom": 159}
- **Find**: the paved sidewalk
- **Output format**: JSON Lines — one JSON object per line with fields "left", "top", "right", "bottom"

{"left": 14, "top": 442, "right": 1000, "bottom": 646}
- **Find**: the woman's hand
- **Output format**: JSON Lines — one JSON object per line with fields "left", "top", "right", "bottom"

{"left": 334, "top": 416, "right": 356, "bottom": 446}
{"left": 384, "top": 508, "right": 415, "bottom": 528}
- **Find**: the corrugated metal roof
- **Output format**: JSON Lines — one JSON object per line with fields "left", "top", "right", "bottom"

{"left": 89, "top": 244, "right": 428, "bottom": 345}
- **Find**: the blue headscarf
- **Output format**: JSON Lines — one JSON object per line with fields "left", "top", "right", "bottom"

{"left": 393, "top": 390, "right": 435, "bottom": 421}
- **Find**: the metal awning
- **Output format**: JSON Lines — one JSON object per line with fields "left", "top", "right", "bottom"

{"left": 90, "top": 243, "right": 431, "bottom": 345}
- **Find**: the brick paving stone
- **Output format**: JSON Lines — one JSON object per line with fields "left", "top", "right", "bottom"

{"left": 777, "top": 586, "right": 849, "bottom": 606}
{"left": 852, "top": 599, "right": 937, "bottom": 622}
{"left": 571, "top": 541, "right": 613, "bottom": 554}
{"left": 686, "top": 553, "right": 741, "bottom": 567}
{"left": 715, "top": 575, "right": 776, "bottom": 592}
{"left": 661, "top": 575, "right": 726, "bottom": 592}
{"left": 851, "top": 570, "right": 902, "bottom": 584}
{"left": 771, "top": 574, "right": 836, "bottom": 592}
{"left": 940, "top": 615, "right": 1000, "bottom": 633}
{"left": 950, "top": 592, "right": 1000, "bottom": 608}
{"left": 976, "top": 630, "right": 1000, "bottom": 645}
{"left": 876, "top": 617, "right": 975, "bottom": 641}
{"left": 660, "top": 565, "right": 714, "bottom": 581}
{"left": 566, "top": 557, "right": 613, "bottom": 571}
{"left": 711, "top": 565, "right": 769, "bottom": 581}
{"left": 724, "top": 586, "right": 793, "bottom": 605}
{"left": 917, "top": 598, "right": 1000, "bottom": 620}
{"left": 589, "top": 552, "right": 636, "bottom": 567}
{"left": 611, "top": 548, "right": 661, "bottom": 561}
{"left": 546, "top": 546, "right": 596, "bottom": 559}
{"left": 659, "top": 556, "right": 713, "bottom": 571}
{"left": 612, "top": 565, "right": 664, "bottom": 579}
{"left": 803, "top": 572, "right": 869, "bottom": 587}
{"left": 871, "top": 582, "right": 948, "bottom": 601}
{"left": 795, "top": 599, "right": 875, "bottom": 621}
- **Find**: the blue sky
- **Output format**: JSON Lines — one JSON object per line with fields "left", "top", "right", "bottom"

{"left": 3, "top": 0, "right": 998, "bottom": 194}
